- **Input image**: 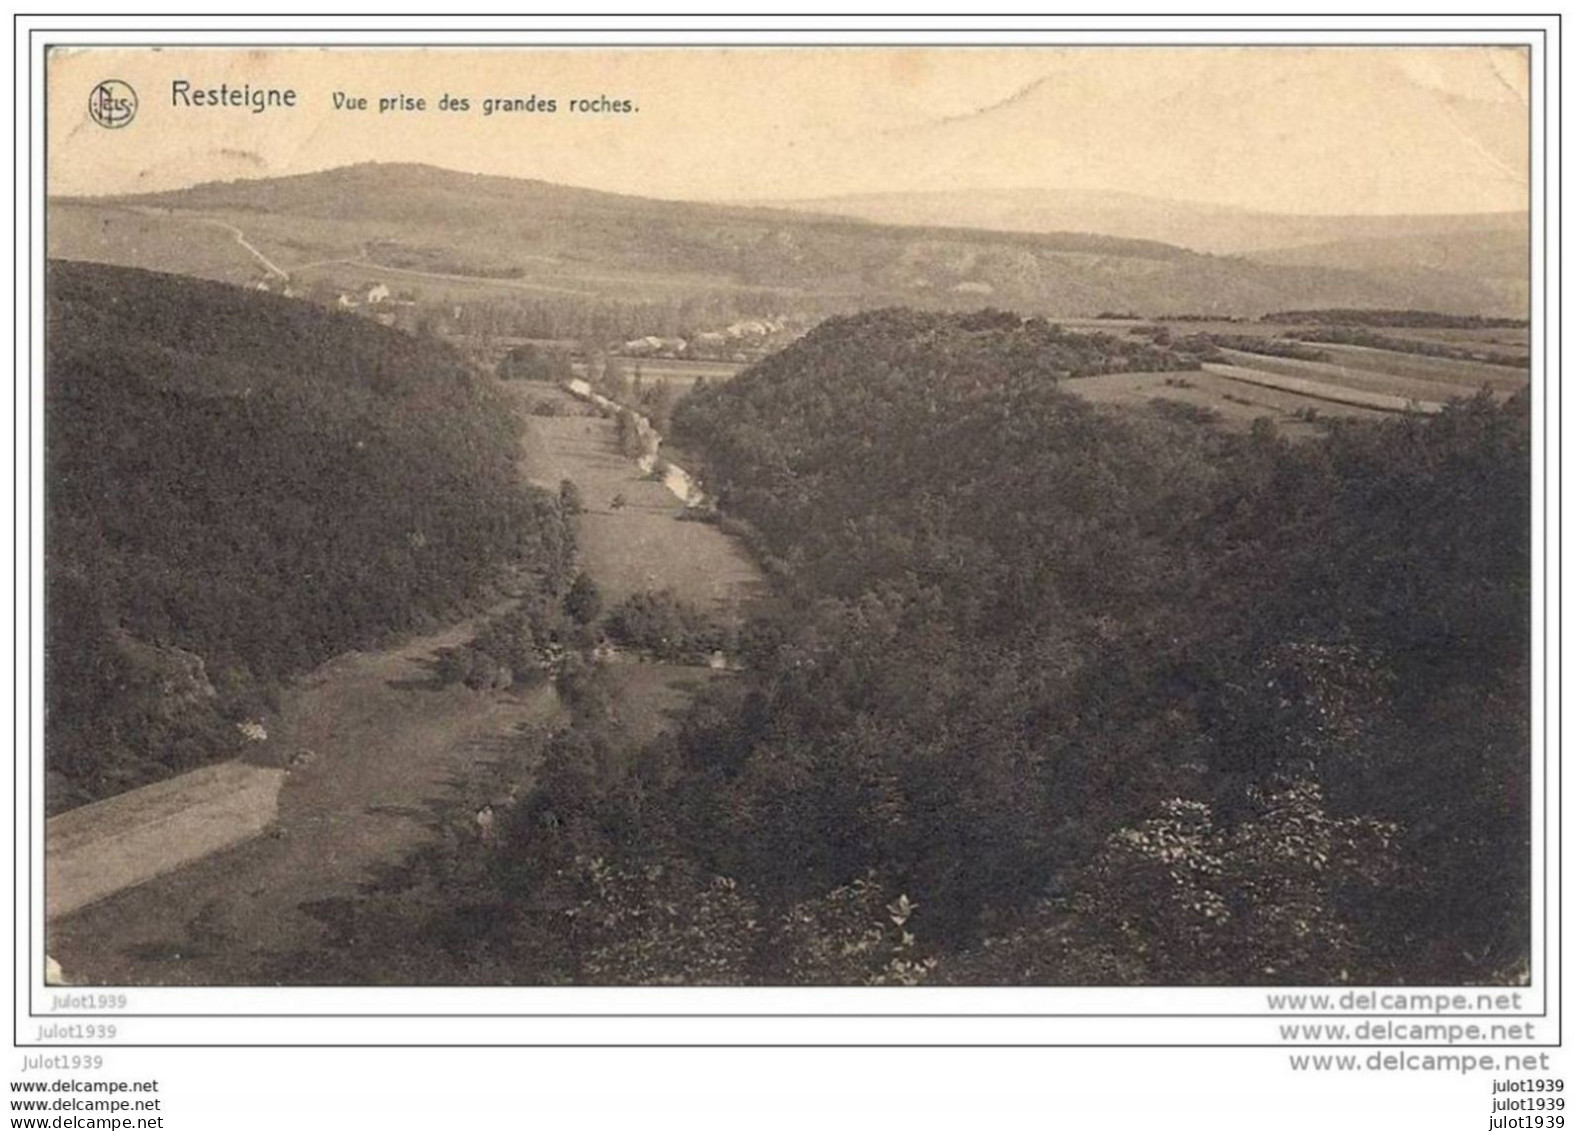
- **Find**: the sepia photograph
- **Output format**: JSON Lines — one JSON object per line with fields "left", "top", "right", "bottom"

{"left": 39, "top": 43, "right": 1533, "bottom": 992}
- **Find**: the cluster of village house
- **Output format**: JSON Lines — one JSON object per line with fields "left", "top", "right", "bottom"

{"left": 337, "top": 282, "right": 393, "bottom": 307}
{"left": 334, "top": 282, "right": 424, "bottom": 327}
{"left": 619, "top": 317, "right": 798, "bottom": 361}
{"left": 257, "top": 278, "right": 423, "bottom": 327}
{"left": 257, "top": 279, "right": 414, "bottom": 310}
{"left": 261, "top": 271, "right": 803, "bottom": 358}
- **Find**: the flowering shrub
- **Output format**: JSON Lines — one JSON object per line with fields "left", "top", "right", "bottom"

{"left": 1069, "top": 778, "right": 1399, "bottom": 983}
{"left": 774, "top": 880, "right": 938, "bottom": 986}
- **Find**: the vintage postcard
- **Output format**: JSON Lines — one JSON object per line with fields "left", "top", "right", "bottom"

{"left": 39, "top": 43, "right": 1535, "bottom": 1000}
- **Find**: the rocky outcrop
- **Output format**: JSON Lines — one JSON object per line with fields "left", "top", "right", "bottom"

{"left": 110, "top": 630, "right": 218, "bottom": 721}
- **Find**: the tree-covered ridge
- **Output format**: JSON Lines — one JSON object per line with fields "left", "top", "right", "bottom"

{"left": 672, "top": 308, "right": 1208, "bottom": 620}
{"left": 1263, "top": 309, "right": 1528, "bottom": 329}
{"left": 58, "top": 163, "right": 1528, "bottom": 320}
{"left": 46, "top": 262, "right": 574, "bottom": 810}
{"left": 1288, "top": 325, "right": 1529, "bottom": 369}
{"left": 659, "top": 308, "right": 1530, "bottom": 981}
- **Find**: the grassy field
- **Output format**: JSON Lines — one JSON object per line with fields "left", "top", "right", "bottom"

{"left": 1142, "top": 321, "right": 1529, "bottom": 350}
{"left": 1307, "top": 342, "right": 1529, "bottom": 394}
{"left": 48, "top": 203, "right": 263, "bottom": 285}
{"left": 603, "top": 357, "right": 746, "bottom": 387}
{"left": 47, "top": 201, "right": 831, "bottom": 307}
{"left": 1362, "top": 325, "right": 1531, "bottom": 353}
{"left": 603, "top": 663, "right": 730, "bottom": 747}
{"left": 291, "top": 257, "right": 598, "bottom": 299}
{"left": 510, "top": 384, "right": 767, "bottom": 621}
{"left": 1066, "top": 369, "right": 1381, "bottom": 438}
{"left": 1214, "top": 348, "right": 1516, "bottom": 404}
{"left": 46, "top": 761, "right": 286, "bottom": 920}
{"left": 1202, "top": 362, "right": 1445, "bottom": 414}
{"left": 1065, "top": 316, "right": 1532, "bottom": 438}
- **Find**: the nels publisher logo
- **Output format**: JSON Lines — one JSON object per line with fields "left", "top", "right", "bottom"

{"left": 87, "top": 80, "right": 137, "bottom": 129}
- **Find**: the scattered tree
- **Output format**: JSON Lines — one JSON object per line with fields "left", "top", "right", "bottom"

{"left": 564, "top": 572, "right": 603, "bottom": 625}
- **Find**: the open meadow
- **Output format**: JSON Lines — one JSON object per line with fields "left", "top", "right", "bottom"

{"left": 1063, "top": 319, "right": 1529, "bottom": 433}
{"left": 586, "top": 357, "right": 747, "bottom": 392}
{"left": 510, "top": 383, "right": 767, "bottom": 619}
{"left": 1065, "top": 369, "right": 1381, "bottom": 437}
{"left": 1213, "top": 347, "right": 1518, "bottom": 403}
{"left": 48, "top": 202, "right": 263, "bottom": 285}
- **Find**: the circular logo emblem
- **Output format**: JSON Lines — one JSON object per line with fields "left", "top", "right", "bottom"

{"left": 87, "top": 80, "right": 137, "bottom": 129}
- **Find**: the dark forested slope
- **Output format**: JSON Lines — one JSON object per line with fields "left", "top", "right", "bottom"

{"left": 278, "top": 308, "right": 1528, "bottom": 986}
{"left": 46, "top": 262, "right": 573, "bottom": 811}
{"left": 661, "top": 310, "right": 1530, "bottom": 982}
{"left": 673, "top": 309, "right": 1208, "bottom": 622}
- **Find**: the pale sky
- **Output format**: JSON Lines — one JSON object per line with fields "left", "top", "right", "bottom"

{"left": 48, "top": 46, "right": 1530, "bottom": 215}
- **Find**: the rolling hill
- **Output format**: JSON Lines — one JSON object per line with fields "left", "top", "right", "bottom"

{"left": 760, "top": 187, "right": 1526, "bottom": 254}
{"left": 762, "top": 187, "right": 1527, "bottom": 313}
{"left": 48, "top": 163, "right": 1526, "bottom": 319}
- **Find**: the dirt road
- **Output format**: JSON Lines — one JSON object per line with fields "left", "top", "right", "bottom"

{"left": 193, "top": 218, "right": 292, "bottom": 282}
{"left": 48, "top": 606, "right": 560, "bottom": 985}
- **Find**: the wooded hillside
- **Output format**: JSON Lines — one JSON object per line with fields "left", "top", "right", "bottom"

{"left": 286, "top": 308, "right": 1529, "bottom": 985}
{"left": 46, "top": 262, "right": 574, "bottom": 810}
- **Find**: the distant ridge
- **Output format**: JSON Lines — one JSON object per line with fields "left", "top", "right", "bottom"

{"left": 756, "top": 186, "right": 1525, "bottom": 256}
{"left": 48, "top": 162, "right": 1527, "bottom": 319}
{"left": 86, "top": 161, "right": 1201, "bottom": 262}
